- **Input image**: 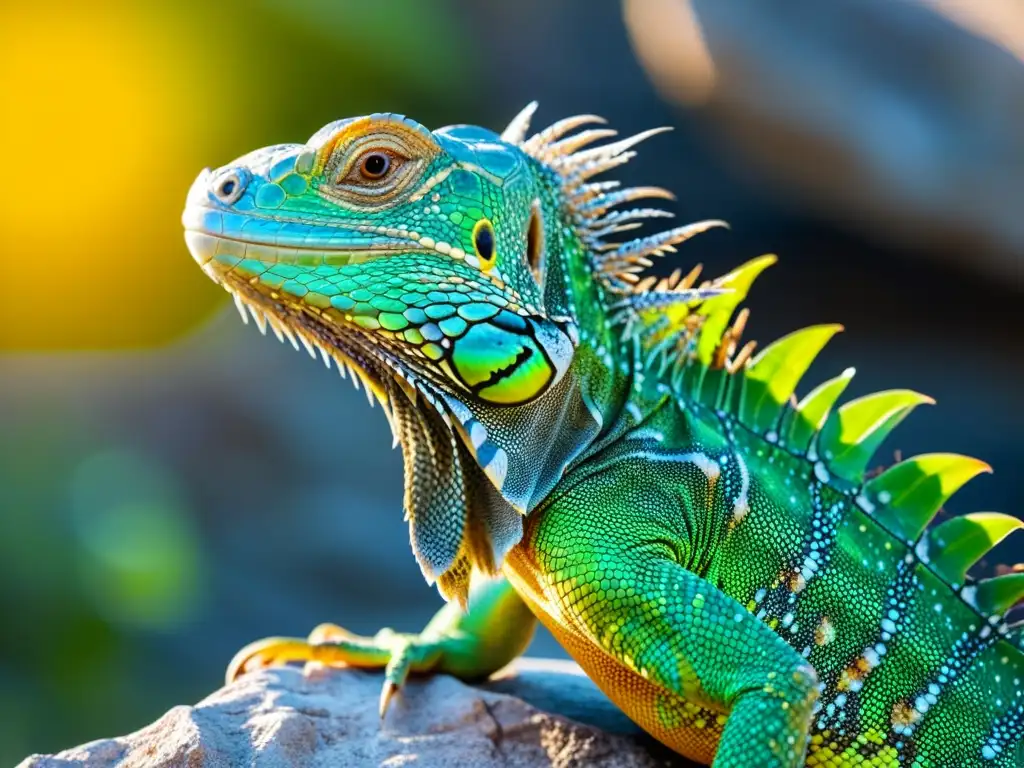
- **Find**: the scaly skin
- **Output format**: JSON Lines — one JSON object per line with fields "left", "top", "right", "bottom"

{"left": 183, "top": 105, "right": 1024, "bottom": 767}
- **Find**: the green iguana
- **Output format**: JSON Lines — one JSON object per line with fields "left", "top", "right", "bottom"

{"left": 182, "top": 104, "right": 1024, "bottom": 767}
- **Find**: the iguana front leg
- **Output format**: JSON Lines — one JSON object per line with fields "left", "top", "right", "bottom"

{"left": 227, "top": 575, "right": 536, "bottom": 715}
{"left": 521, "top": 477, "right": 820, "bottom": 768}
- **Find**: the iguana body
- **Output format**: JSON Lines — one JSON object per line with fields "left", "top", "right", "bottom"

{"left": 182, "top": 106, "right": 1024, "bottom": 767}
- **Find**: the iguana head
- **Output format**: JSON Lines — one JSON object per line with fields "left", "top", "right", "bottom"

{"left": 183, "top": 105, "right": 720, "bottom": 600}
{"left": 184, "top": 111, "right": 580, "bottom": 403}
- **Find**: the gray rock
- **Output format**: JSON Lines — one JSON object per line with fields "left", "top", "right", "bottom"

{"left": 17, "top": 659, "right": 693, "bottom": 768}
{"left": 625, "top": 0, "right": 1024, "bottom": 281}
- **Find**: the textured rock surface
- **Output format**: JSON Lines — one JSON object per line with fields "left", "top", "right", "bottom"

{"left": 18, "top": 659, "right": 692, "bottom": 767}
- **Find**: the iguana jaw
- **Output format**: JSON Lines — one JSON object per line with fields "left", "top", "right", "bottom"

{"left": 182, "top": 203, "right": 427, "bottom": 405}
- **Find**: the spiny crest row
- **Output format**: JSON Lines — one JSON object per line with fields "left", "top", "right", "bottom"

{"left": 643, "top": 254, "right": 1023, "bottom": 623}
{"left": 501, "top": 102, "right": 728, "bottom": 294}
{"left": 502, "top": 105, "right": 1023, "bottom": 623}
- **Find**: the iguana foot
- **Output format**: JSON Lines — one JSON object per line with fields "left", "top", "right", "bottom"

{"left": 226, "top": 622, "right": 443, "bottom": 717}
{"left": 225, "top": 576, "right": 537, "bottom": 718}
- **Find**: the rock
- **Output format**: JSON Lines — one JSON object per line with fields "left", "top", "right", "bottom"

{"left": 17, "top": 659, "right": 693, "bottom": 768}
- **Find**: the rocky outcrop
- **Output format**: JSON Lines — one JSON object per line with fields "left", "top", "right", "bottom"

{"left": 18, "top": 659, "right": 693, "bottom": 767}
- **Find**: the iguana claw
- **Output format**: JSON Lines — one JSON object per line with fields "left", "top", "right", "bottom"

{"left": 226, "top": 637, "right": 322, "bottom": 684}
{"left": 379, "top": 681, "right": 399, "bottom": 718}
{"left": 224, "top": 580, "right": 535, "bottom": 718}
{"left": 224, "top": 623, "right": 440, "bottom": 718}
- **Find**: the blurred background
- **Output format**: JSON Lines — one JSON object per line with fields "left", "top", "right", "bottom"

{"left": 1, "top": 0, "right": 1020, "bottom": 761}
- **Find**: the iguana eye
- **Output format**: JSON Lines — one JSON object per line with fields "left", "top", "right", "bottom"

{"left": 359, "top": 151, "right": 391, "bottom": 180}
{"left": 324, "top": 130, "right": 425, "bottom": 206}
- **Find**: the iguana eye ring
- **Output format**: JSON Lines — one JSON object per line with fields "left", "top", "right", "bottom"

{"left": 359, "top": 151, "right": 391, "bottom": 180}
{"left": 473, "top": 218, "right": 496, "bottom": 270}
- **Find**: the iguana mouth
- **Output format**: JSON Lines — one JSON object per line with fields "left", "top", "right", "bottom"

{"left": 184, "top": 232, "right": 477, "bottom": 433}
{"left": 182, "top": 204, "right": 426, "bottom": 264}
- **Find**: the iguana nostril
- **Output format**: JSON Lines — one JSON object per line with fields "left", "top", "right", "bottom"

{"left": 212, "top": 170, "right": 246, "bottom": 204}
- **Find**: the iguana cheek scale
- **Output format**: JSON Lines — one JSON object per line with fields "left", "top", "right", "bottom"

{"left": 183, "top": 105, "right": 1024, "bottom": 767}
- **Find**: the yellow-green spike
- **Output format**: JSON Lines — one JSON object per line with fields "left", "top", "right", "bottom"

{"left": 739, "top": 324, "right": 843, "bottom": 433}
{"left": 866, "top": 453, "right": 992, "bottom": 542}
{"left": 695, "top": 255, "right": 777, "bottom": 365}
{"left": 971, "top": 572, "right": 1024, "bottom": 616}
{"left": 927, "top": 513, "right": 1024, "bottom": 586}
{"left": 786, "top": 367, "right": 855, "bottom": 453}
{"left": 816, "top": 389, "right": 934, "bottom": 483}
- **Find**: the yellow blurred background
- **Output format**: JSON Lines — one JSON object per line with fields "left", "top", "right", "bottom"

{"left": 0, "top": 0, "right": 468, "bottom": 349}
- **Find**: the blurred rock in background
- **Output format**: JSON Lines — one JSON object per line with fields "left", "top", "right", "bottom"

{"left": 625, "top": 0, "right": 1024, "bottom": 281}
{"left": 0, "top": 0, "right": 1020, "bottom": 764}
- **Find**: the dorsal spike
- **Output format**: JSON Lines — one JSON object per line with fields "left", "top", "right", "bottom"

{"left": 971, "top": 572, "right": 1024, "bottom": 616}
{"left": 727, "top": 340, "right": 758, "bottom": 375}
{"left": 695, "top": 255, "right": 777, "bottom": 365}
{"left": 589, "top": 208, "right": 675, "bottom": 230}
{"left": 563, "top": 150, "right": 638, "bottom": 186}
{"left": 539, "top": 128, "right": 619, "bottom": 161}
{"left": 786, "top": 367, "right": 856, "bottom": 452}
{"left": 676, "top": 264, "right": 703, "bottom": 290}
{"left": 500, "top": 101, "right": 539, "bottom": 145}
{"left": 655, "top": 269, "right": 683, "bottom": 291}
{"left": 569, "top": 180, "right": 620, "bottom": 206}
{"left": 602, "top": 220, "right": 728, "bottom": 265}
{"left": 739, "top": 324, "right": 844, "bottom": 434}
{"left": 866, "top": 453, "right": 993, "bottom": 541}
{"left": 577, "top": 186, "right": 675, "bottom": 217}
{"left": 632, "top": 275, "right": 660, "bottom": 293}
{"left": 817, "top": 390, "right": 935, "bottom": 482}
{"left": 623, "top": 287, "right": 730, "bottom": 312}
{"left": 926, "top": 512, "right": 1023, "bottom": 586}
{"left": 522, "top": 114, "right": 607, "bottom": 153}
{"left": 551, "top": 127, "right": 672, "bottom": 171}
